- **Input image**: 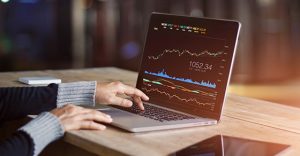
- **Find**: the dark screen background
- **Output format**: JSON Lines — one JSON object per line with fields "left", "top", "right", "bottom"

{"left": 136, "top": 13, "right": 240, "bottom": 120}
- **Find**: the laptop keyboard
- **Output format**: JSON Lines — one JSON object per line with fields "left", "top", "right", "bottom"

{"left": 112, "top": 103, "right": 196, "bottom": 122}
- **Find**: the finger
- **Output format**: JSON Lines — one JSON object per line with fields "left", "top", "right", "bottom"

{"left": 109, "top": 96, "right": 133, "bottom": 107}
{"left": 121, "top": 85, "right": 149, "bottom": 101}
{"left": 57, "top": 109, "right": 112, "bottom": 131}
{"left": 78, "top": 111, "right": 113, "bottom": 123}
{"left": 80, "top": 121, "right": 107, "bottom": 130}
{"left": 64, "top": 105, "right": 90, "bottom": 116}
{"left": 51, "top": 104, "right": 85, "bottom": 118}
{"left": 79, "top": 108, "right": 111, "bottom": 117}
{"left": 133, "top": 96, "right": 144, "bottom": 110}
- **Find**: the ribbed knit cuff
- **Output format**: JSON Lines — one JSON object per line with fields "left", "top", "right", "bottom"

{"left": 56, "top": 81, "right": 97, "bottom": 107}
{"left": 19, "top": 112, "right": 65, "bottom": 156}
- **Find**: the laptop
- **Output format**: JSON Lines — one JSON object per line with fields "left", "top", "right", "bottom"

{"left": 99, "top": 13, "right": 241, "bottom": 132}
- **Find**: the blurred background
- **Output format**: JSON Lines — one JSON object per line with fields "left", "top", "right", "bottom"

{"left": 0, "top": 0, "right": 299, "bottom": 106}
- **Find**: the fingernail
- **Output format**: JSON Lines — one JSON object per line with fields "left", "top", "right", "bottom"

{"left": 100, "top": 125, "right": 106, "bottom": 130}
{"left": 106, "top": 114, "right": 111, "bottom": 118}
{"left": 127, "top": 101, "right": 133, "bottom": 107}
{"left": 145, "top": 96, "right": 150, "bottom": 100}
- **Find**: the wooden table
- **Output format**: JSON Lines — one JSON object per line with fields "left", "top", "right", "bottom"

{"left": 1, "top": 67, "right": 300, "bottom": 156}
{"left": 228, "top": 82, "right": 300, "bottom": 107}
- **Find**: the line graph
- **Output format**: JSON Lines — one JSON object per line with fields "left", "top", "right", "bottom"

{"left": 143, "top": 78, "right": 217, "bottom": 99}
{"left": 141, "top": 87, "right": 215, "bottom": 107}
{"left": 144, "top": 69, "right": 217, "bottom": 89}
{"left": 148, "top": 49, "right": 224, "bottom": 60}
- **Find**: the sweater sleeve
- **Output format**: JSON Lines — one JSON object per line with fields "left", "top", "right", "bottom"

{"left": 56, "top": 81, "right": 97, "bottom": 107}
{"left": 0, "top": 81, "right": 97, "bottom": 156}
{"left": 19, "top": 112, "right": 64, "bottom": 156}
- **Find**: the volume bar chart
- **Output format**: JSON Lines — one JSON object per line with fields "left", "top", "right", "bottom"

{"left": 144, "top": 69, "right": 217, "bottom": 89}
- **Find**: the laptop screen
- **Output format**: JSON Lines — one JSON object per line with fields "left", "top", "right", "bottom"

{"left": 136, "top": 13, "right": 240, "bottom": 120}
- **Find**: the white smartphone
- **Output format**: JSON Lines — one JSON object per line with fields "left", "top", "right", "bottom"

{"left": 18, "top": 76, "right": 61, "bottom": 85}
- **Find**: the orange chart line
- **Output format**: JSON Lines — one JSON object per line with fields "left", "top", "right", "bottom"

{"left": 143, "top": 78, "right": 217, "bottom": 99}
{"left": 142, "top": 87, "right": 215, "bottom": 106}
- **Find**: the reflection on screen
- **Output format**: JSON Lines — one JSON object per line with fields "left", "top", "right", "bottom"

{"left": 136, "top": 14, "right": 239, "bottom": 119}
{"left": 170, "top": 135, "right": 290, "bottom": 156}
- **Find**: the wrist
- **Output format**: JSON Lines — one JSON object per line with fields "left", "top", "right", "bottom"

{"left": 95, "top": 82, "right": 101, "bottom": 104}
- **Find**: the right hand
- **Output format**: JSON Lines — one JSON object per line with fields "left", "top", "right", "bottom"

{"left": 50, "top": 104, "right": 112, "bottom": 131}
{"left": 95, "top": 81, "right": 149, "bottom": 110}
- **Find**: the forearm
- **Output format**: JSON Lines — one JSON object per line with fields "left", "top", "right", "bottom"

{"left": 0, "top": 84, "right": 58, "bottom": 122}
{"left": 18, "top": 80, "right": 97, "bottom": 155}
{"left": 0, "top": 81, "right": 97, "bottom": 122}
{"left": 0, "top": 131, "right": 34, "bottom": 156}
{"left": 0, "top": 81, "right": 97, "bottom": 156}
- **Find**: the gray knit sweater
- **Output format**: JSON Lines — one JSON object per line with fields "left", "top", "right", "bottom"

{"left": 19, "top": 81, "right": 97, "bottom": 156}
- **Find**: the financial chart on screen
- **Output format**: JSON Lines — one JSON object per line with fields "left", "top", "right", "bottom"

{"left": 137, "top": 15, "right": 237, "bottom": 117}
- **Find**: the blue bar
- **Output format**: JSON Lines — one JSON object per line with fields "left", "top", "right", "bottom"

{"left": 144, "top": 69, "right": 216, "bottom": 89}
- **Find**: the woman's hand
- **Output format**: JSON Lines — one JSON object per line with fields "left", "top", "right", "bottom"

{"left": 95, "top": 81, "right": 149, "bottom": 110}
{"left": 50, "top": 104, "right": 112, "bottom": 131}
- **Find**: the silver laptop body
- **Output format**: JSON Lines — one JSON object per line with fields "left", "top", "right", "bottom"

{"left": 100, "top": 13, "right": 241, "bottom": 132}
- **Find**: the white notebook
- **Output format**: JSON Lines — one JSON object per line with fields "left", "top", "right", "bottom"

{"left": 18, "top": 76, "right": 61, "bottom": 85}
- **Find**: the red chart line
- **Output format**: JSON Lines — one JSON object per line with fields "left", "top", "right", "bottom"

{"left": 142, "top": 87, "right": 215, "bottom": 107}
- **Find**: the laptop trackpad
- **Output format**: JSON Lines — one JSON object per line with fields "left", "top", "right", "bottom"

{"left": 97, "top": 107, "right": 163, "bottom": 127}
{"left": 97, "top": 106, "right": 138, "bottom": 116}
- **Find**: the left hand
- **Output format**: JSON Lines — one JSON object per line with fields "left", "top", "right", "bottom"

{"left": 95, "top": 81, "right": 149, "bottom": 110}
{"left": 50, "top": 104, "right": 112, "bottom": 131}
